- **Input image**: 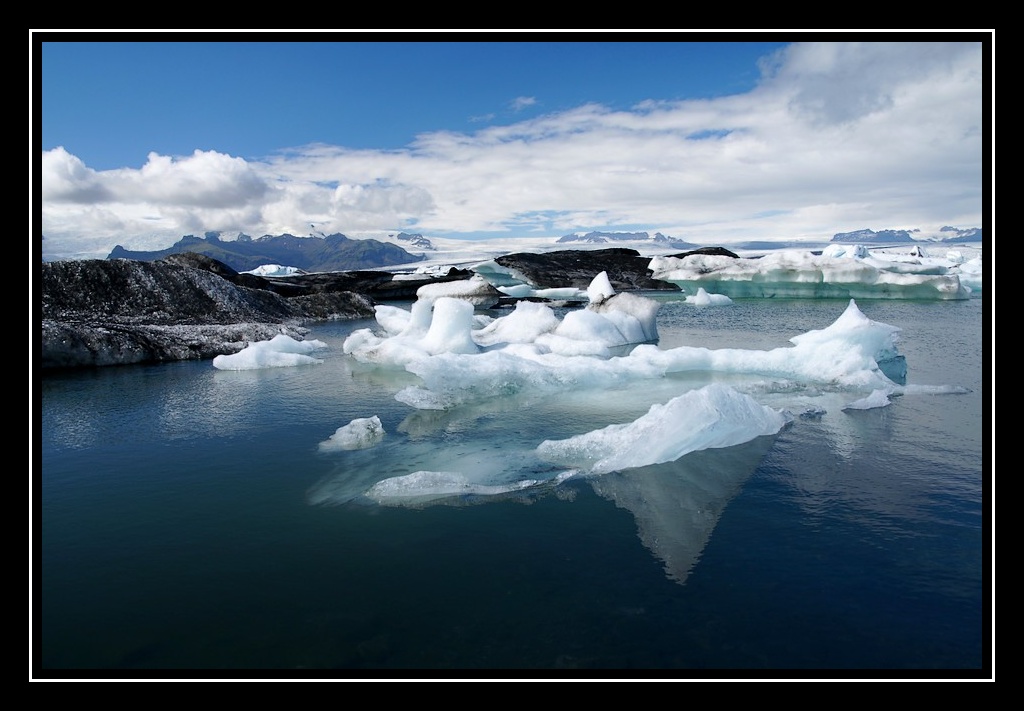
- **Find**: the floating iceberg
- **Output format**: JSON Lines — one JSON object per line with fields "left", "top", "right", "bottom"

{"left": 344, "top": 271, "right": 662, "bottom": 375}
{"left": 344, "top": 290, "right": 913, "bottom": 411}
{"left": 212, "top": 333, "right": 328, "bottom": 370}
{"left": 685, "top": 287, "right": 733, "bottom": 306}
{"left": 319, "top": 415, "right": 386, "bottom": 452}
{"left": 648, "top": 248, "right": 973, "bottom": 300}
{"left": 536, "top": 383, "right": 787, "bottom": 475}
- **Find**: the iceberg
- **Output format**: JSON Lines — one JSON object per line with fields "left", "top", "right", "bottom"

{"left": 536, "top": 383, "right": 787, "bottom": 474}
{"left": 344, "top": 271, "right": 663, "bottom": 382}
{"left": 344, "top": 291, "right": 913, "bottom": 412}
{"left": 319, "top": 415, "right": 386, "bottom": 452}
{"left": 647, "top": 248, "right": 974, "bottom": 300}
{"left": 685, "top": 287, "right": 733, "bottom": 306}
{"left": 212, "top": 333, "right": 328, "bottom": 370}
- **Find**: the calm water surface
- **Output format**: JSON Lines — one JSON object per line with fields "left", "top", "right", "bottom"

{"left": 37, "top": 296, "right": 989, "bottom": 677}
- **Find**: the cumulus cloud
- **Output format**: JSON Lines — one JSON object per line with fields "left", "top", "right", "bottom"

{"left": 40, "top": 41, "right": 986, "bottom": 260}
{"left": 125, "top": 150, "right": 270, "bottom": 208}
{"left": 43, "top": 148, "right": 269, "bottom": 208}
{"left": 41, "top": 146, "right": 113, "bottom": 203}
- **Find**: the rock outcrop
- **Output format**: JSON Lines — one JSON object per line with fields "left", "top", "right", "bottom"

{"left": 259, "top": 266, "right": 480, "bottom": 302}
{"left": 41, "top": 256, "right": 376, "bottom": 369}
{"left": 667, "top": 246, "right": 740, "bottom": 260}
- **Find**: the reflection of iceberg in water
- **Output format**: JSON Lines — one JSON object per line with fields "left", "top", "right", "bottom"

{"left": 588, "top": 434, "right": 778, "bottom": 585}
{"left": 306, "top": 430, "right": 778, "bottom": 587}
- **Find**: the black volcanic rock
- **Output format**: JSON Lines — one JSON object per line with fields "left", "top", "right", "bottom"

{"left": 493, "top": 248, "right": 680, "bottom": 291}
{"left": 108, "top": 232, "right": 425, "bottom": 273}
{"left": 258, "top": 267, "right": 482, "bottom": 302}
{"left": 40, "top": 320, "right": 309, "bottom": 371}
{"left": 40, "top": 257, "right": 375, "bottom": 369}
{"left": 667, "top": 246, "right": 740, "bottom": 260}
{"left": 44, "top": 258, "right": 291, "bottom": 324}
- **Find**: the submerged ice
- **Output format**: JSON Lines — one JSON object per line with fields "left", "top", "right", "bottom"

{"left": 365, "top": 470, "right": 549, "bottom": 506}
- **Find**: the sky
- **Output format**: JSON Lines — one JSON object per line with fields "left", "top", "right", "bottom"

{"left": 34, "top": 33, "right": 991, "bottom": 261}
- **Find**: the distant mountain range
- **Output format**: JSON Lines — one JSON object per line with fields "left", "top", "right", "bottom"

{"left": 557, "top": 231, "right": 699, "bottom": 250}
{"left": 107, "top": 232, "right": 425, "bottom": 273}
{"left": 831, "top": 226, "right": 984, "bottom": 244}
{"left": 100, "top": 225, "right": 984, "bottom": 274}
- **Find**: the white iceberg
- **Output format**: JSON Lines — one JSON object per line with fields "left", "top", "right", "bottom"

{"left": 212, "top": 334, "right": 328, "bottom": 370}
{"left": 648, "top": 248, "right": 972, "bottom": 300}
{"left": 319, "top": 415, "right": 386, "bottom": 452}
{"left": 536, "top": 383, "right": 787, "bottom": 475}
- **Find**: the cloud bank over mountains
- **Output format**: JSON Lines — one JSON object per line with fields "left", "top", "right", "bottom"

{"left": 40, "top": 41, "right": 986, "bottom": 261}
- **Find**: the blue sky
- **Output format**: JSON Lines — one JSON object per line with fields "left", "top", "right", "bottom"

{"left": 35, "top": 34, "right": 990, "bottom": 260}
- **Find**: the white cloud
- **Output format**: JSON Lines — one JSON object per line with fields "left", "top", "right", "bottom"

{"left": 41, "top": 146, "right": 112, "bottom": 203}
{"left": 510, "top": 96, "right": 537, "bottom": 111}
{"left": 39, "top": 41, "right": 987, "bottom": 260}
{"left": 125, "top": 150, "right": 270, "bottom": 208}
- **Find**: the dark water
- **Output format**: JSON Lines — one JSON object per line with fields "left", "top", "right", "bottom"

{"left": 35, "top": 297, "right": 990, "bottom": 678}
